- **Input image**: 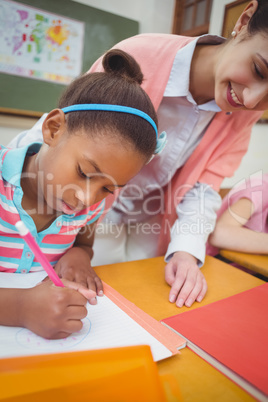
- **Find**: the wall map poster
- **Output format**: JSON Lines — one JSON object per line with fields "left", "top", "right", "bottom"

{"left": 0, "top": 0, "right": 84, "bottom": 84}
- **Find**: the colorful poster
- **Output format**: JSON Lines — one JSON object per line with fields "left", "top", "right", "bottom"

{"left": 0, "top": 0, "right": 85, "bottom": 84}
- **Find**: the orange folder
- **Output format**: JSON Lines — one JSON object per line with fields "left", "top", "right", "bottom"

{"left": 104, "top": 283, "right": 186, "bottom": 355}
{"left": 0, "top": 345, "right": 169, "bottom": 402}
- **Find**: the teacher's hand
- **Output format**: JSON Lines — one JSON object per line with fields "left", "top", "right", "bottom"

{"left": 165, "top": 251, "right": 207, "bottom": 307}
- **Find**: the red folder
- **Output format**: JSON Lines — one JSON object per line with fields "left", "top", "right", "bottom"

{"left": 162, "top": 283, "right": 268, "bottom": 400}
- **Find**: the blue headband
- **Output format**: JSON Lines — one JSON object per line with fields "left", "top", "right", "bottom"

{"left": 61, "top": 104, "right": 167, "bottom": 155}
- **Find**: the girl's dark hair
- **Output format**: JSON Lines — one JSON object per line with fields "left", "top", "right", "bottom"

{"left": 58, "top": 49, "right": 157, "bottom": 159}
{"left": 248, "top": 0, "right": 268, "bottom": 35}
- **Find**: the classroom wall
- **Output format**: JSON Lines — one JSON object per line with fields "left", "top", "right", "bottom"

{"left": 1, "top": 0, "right": 267, "bottom": 189}
{"left": 73, "top": 0, "right": 175, "bottom": 34}
{"left": 210, "top": 0, "right": 233, "bottom": 36}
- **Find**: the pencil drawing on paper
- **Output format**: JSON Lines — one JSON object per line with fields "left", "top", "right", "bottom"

{"left": 15, "top": 318, "right": 91, "bottom": 351}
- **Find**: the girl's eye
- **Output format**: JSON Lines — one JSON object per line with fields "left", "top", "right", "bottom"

{"left": 78, "top": 166, "right": 91, "bottom": 179}
{"left": 254, "top": 63, "right": 264, "bottom": 79}
{"left": 103, "top": 187, "right": 114, "bottom": 195}
{"left": 78, "top": 166, "right": 114, "bottom": 193}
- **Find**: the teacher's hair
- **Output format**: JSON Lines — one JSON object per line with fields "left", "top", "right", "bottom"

{"left": 58, "top": 49, "right": 158, "bottom": 159}
{"left": 248, "top": 0, "right": 268, "bottom": 35}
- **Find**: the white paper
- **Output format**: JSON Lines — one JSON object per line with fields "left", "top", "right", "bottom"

{"left": 0, "top": 272, "right": 172, "bottom": 361}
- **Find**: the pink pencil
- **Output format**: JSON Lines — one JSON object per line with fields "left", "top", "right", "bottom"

{"left": 15, "top": 220, "right": 64, "bottom": 287}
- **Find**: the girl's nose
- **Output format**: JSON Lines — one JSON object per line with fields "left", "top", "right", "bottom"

{"left": 75, "top": 187, "right": 97, "bottom": 208}
{"left": 243, "top": 85, "right": 268, "bottom": 110}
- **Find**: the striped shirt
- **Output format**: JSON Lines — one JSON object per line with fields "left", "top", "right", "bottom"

{"left": 0, "top": 143, "right": 105, "bottom": 273}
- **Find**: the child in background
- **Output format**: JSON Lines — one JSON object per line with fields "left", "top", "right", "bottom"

{"left": 0, "top": 49, "right": 162, "bottom": 339}
{"left": 207, "top": 174, "right": 268, "bottom": 256}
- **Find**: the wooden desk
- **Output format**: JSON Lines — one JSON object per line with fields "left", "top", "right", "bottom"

{"left": 220, "top": 249, "right": 268, "bottom": 279}
{"left": 95, "top": 255, "right": 264, "bottom": 402}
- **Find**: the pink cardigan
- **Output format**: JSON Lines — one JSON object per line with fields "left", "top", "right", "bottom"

{"left": 89, "top": 33, "right": 263, "bottom": 255}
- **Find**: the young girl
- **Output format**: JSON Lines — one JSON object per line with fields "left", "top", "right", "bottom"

{"left": 207, "top": 173, "right": 268, "bottom": 256}
{"left": 9, "top": 0, "right": 268, "bottom": 308}
{"left": 0, "top": 49, "right": 163, "bottom": 339}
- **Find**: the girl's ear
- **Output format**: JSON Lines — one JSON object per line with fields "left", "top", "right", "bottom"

{"left": 233, "top": 0, "right": 258, "bottom": 34}
{"left": 42, "top": 109, "right": 66, "bottom": 145}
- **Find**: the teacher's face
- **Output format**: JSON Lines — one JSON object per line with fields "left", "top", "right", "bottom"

{"left": 214, "top": 32, "right": 268, "bottom": 112}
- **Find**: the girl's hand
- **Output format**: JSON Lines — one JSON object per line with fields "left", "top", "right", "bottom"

{"left": 20, "top": 279, "right": 88, "bottom": 339}
{"left": 54, "top": 247, "right": 103, "bottom": 304}
{"left": 165, "top": 251, "right": 207, "bottom": 308}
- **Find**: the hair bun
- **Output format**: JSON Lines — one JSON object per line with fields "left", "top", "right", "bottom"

{"left": 102, "top": 49, "right": 143, "bottom": 85}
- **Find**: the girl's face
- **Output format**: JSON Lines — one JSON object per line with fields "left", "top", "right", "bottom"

{"left": 214, "top": 32, "right": 268, "bottom": 112}
{"left": 36, "top": 126, "right": 147, "bottom": 215}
